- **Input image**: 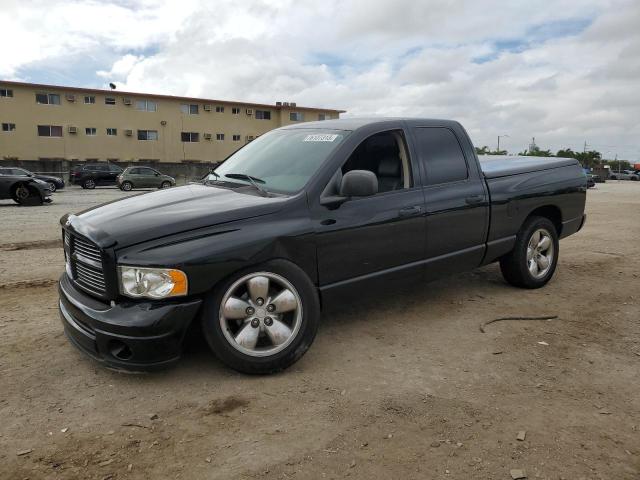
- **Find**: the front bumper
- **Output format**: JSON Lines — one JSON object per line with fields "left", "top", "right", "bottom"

{"left": 58, "top": 274, "right": 202, "bottom": 371}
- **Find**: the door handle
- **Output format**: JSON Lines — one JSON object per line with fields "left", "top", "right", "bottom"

{"left": 320, "top": 218, "right": 336, "bottom": 226}
{"left": 465, "top": 195, "right": 484, "bottom": 205}
{"left": 399, "top": 205, "right": 423, "bottom": 217}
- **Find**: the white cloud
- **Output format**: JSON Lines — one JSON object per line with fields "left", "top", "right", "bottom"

{"left": 2, "top": 0, "right": 639, "bottom": 159}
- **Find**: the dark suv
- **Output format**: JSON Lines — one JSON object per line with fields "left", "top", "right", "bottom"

{"left": 70, "top": 163, "right": 123, "bottom": 189}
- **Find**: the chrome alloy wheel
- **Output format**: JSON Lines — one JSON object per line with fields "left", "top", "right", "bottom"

{"left": 527, "top": 228, "right": 554, "bottom": 279}
{"left": 15, "top": 185, "right": 30, "bottom": 200}
{"left": 219, "top": 272, "right": 303, "bottom": 357}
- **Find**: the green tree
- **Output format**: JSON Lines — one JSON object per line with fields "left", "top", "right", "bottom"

{"left": 518, "top": 145, "right": 553, "bottom": 157}
{"left": 556, "top": 148, "right": 577, "bottom": 158}
{"left": 475, "top": 146, "right": 507, "bottom": 155}
{"left": 575, "top": 150, "right": 602, "bottom": 168}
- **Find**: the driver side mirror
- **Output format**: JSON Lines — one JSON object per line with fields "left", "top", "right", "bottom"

{"left": 321, "top": 170, "right": 378, "bottom": 208}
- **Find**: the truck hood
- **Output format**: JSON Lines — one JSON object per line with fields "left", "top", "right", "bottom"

{"left": 63, "top": 184, "right": 288, "bottom": 249}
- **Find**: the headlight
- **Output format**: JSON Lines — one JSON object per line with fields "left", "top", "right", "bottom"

{"left": 118, "top": 266, "right": 188, "bottom": 299}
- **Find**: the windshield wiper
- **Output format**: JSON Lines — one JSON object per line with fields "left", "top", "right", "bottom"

{"left": 224, "top": 173, "right": 269, "bottom": 197}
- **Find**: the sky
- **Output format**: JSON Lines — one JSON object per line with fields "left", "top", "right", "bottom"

{"left": 1, "top": 0, "right": 639, "bottom": 160}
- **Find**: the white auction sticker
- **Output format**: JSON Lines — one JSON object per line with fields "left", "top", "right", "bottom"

{"left": 303, "top": 134, "right": 339, "bottom": 142}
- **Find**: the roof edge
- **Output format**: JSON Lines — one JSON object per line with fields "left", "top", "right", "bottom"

{"left": 0, "top": 80, "right": 346, "bottom": 114}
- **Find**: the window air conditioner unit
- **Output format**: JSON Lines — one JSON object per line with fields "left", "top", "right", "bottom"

{"left": 246, "top": 108, "right": 253, "bottom": 115}
{"left": 203, "top": 104, "right": 212, "bottom": 111}
{"left": 68, "top": 126, "right": 77, "bottom": 133}
{"left": 203, "top": 133, "right": 212, "bottom": 140}
{"left": 123, "top": 98, "right": 132, "bottom": 105}
{"left": 66, "top": 94, "right": 76, "bottom": 102}
{"left": 124, "top": 129, "right": 133, "bottom": 136}
{"left": 246, "top": 135, "right": 254, "bottom": 141}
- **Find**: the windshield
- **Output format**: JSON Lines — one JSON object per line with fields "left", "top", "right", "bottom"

{"left": 209, "top": 129, "right": 349, "bottom": 194}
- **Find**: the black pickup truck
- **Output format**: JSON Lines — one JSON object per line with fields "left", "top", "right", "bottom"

{"left": 58, "top": 118, "right": 586, "bottom": 373}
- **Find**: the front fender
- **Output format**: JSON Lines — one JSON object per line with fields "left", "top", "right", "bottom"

{"left": 115, "top": 211, "right": 317, "bottom": 297}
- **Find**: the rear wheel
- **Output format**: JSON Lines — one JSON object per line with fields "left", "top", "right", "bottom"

{"left": 83, "top": 178, "right": 96, "bottom": 189}
{"left": 500, "top": 216, "right": 559, "bottom": 289}
{"left": 120, "top": 181, "right": 133, "bottom": 191}
{"left": 160, "top": 181, "right": 172, "bottom": 189}
{"left": 202, "top": 260, "right": 320, "bottom": 374}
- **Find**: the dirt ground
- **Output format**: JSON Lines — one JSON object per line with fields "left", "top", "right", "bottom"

{"left": 1, "top": 183, "right": 639, "bottom": 479}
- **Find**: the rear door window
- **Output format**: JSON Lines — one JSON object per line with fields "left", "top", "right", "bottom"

{"left": 413, "top": 127, "right": 468, "bottom": 185}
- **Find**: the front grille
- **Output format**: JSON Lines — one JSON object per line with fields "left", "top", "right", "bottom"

{"left": 64, "top": 230, "right": 107, "bottom": 297}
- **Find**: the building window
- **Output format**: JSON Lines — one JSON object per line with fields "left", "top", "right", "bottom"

{"left": 35, "top": 93, "right": 61, "bottom": 105}
{"left": 181, "top": 132, "right": 199, "bottom": 142}
{"left": 37, "top": 125, "right": 63, "bottom": 137}
{"left": 318, "top": 113, "right": 327, "bottom": 121}
{"left": 290, "top": 112, "right": 304, "bottom": 121}
{"left": 135, "top": 99, "right": 157, "bottom": 112}
{"left": 232, "top": 134, "right": 241, "bottom": 142}
{"left": 138, "top": 130, "right": 158, "bottom": 140}
{"left": 105, "top": 97, "right": 116, "bottom": 105}
{"left": 216, "top": 133, "right": 225, "bottom": 141}
{"left": 106, "top": 128, "right": 117, "bottom": 136}
{"left": 232, "top": 107, "right": 240, "bottom": 115}
{"left": 180, "top": 104, "right": 199, "bottom": 115}
{"left": 84, "top": 95, "right": 95, "bottom": 104}
{"left": 2, "top": 123, "right": 16, "bottom": 132}
{"left": 85, "top": 127, "right": 97, "bottom": 136}
{"left": 255, "top": 110, "right": 271, "bottom": 120}
{"left": 0, "top": 89, "right": 13, "bottom": 97}
{"left": 215, "top": 106, "right": 224, "bottom": 113}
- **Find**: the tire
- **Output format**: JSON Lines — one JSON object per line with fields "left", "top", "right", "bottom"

{"left": 47, "top": 181, "right": 57, "bottom": 192}
{"left": 83, "top": 178, "right": 96, "bottom": 189}
{"left": 160, "top": 181, "right": 172, "bottom": 189}
{"left": 201, "top": 260, "right": 320, "bottom": 374}
{"left": 12, "top": 184, "right": 43, "bottom": 206}
{"left": 499, "top": 216, "right": 559, "bottom": 289}
{"left": 121, "top": 181, "right": 133, "bottom": 191}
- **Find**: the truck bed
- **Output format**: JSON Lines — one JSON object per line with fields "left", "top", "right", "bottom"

{"left": 478, "top": 155, "right": 580, "bottom": 179}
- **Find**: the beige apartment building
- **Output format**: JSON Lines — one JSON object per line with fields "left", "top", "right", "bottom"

{"left": 0, "top": 81, "right": 344, "bottom": 164}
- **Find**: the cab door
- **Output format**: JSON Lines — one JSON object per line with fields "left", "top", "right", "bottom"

{"left": 409, "top": 126, "right": 489, "bottom": 279}
{"left": 313, "top": 128, "right": 426, "bottom": 291}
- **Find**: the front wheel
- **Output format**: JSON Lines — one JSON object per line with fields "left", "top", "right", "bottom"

{"left": 13, "top": 184, "right": 43, "bottom": 206}
{"left": 160, "top": 181, "right": 172, "bottom": 189}
{"left": 82, "top": 178, "right": 96, "bottom": 189}
{"left": 500, "top": 216, "right": 559, "bottom": 289}
{"left": 47, "top": 181, "right": 57, "bottom": 192}
{"left": 201, "top": 260, "right": 320, "bottom": 374}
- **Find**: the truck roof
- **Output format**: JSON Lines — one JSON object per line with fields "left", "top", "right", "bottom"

{"left": 479, "top": 155, "right": 581, "bottom": 178}
{"left": 284, "top": 117, "right": 461, "bottom": 131}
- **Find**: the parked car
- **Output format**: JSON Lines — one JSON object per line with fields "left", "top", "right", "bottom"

{"left": 116, "top": 166, "right": 175, "bottom": 191}
{"left": 609, "top": 170, "right": 639, "bottom": 181}
{"left": 70, "top": 163, "right": 123, "bottom": 189}
{"left": 0, "top": 167, "right": 65, "bottom": 192}
{"left": 586, "top": 174, "right": 596, "bottom": 188}
{"left": 0, "top": 170, "right": 53, "bottom": 205}
{"left": 58, "top": 118, "right": 586, "bottom": 374}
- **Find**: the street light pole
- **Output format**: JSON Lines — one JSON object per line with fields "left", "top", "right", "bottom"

{"left": 497, "top": 134, "right": 509, "bottom": 153}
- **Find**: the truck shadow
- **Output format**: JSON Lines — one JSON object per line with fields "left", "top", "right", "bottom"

{"left": 177, "top": 264, "right": 508, "bottom": 373}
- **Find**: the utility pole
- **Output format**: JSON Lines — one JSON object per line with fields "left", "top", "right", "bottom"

{"left": 583, "top": 141, "right": 587, "bottom": 153}
{"left": 497, "top": 134, "right": 509, "bottom": 153}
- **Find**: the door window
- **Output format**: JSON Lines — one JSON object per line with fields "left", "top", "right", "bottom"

{"left": 326, "top": 130, "right": 412, "bottom": 197}
{"left": 413, "top": 127, "right": 468, "bottom": 185}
